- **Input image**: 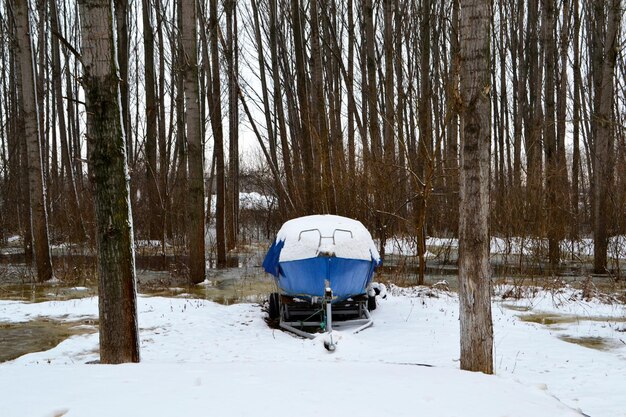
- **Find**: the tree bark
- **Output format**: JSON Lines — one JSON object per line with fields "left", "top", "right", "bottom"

{"left": 14, "top": 0, "right": 53, "bottom": 282}
{"left": 50, "top": 0, "right": 87, "bottom": 243}
{"left": 416, "top": 0, "right": 432, "bottom": 285}
{"left": 156, "top": 0, "right": 169, "bottom": 243}
{"left": 556, "top": 0, "right": 571, "bottom": 239}
{"left": 291, "top": 0, "right": 316, "bottom": 213}
{"left": 525, "top": 0, "right": 543, "bottom": 234}
{"left": 458, "top": 0, "right": 493, "bottom": 374}
{"left": 181, "top": 0, "right": 207, "bottom": 279}
{"left": 593, "top": 0, "right": 620, "bottom": 274}
{"left": 114, "top": 0, "right": 132, "bottom": 167}
{"left": 542, "top": 0, "right": 560, "bottom": 266}
{"left": 79, "top": 0, "right": 139, "bottom": 364}
{"left": 207, "top": 0, "right": 226, "bottom": 267}
{"left": 250, "top": 0, "right": 286, "bottom": 218}
{"left": 226, "top": 0, "right": 239, "bottom": 251}
{"left": 269, "top": 0, "right": 295, "bottom": 209}
{"left": 571, "top": 0, "right": 582, "bottom": 239}
{"left": 143, "top": 0, "right": 162, "bottom": 241}
{"left": 445, "top": 0, "right": 460, "bottom": 233}
{"left": 310, "top": 0, "right": 333, "bottom": 213}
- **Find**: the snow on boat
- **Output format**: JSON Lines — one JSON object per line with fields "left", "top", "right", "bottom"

{"left": 262, "top": 215, "right": 382, "bottom": 349}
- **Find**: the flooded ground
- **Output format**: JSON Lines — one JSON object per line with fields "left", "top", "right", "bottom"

{"left": 0, "top": 264, "right": 275, "bottom": 363}
{"left": 557, "top": 335, "right": 624, "bottom": 351}
{"left": 0, "top": 241, "right": 273, "bottom": 303}
{"left": 0, "top": 266, "right": 277, "bottom": 305}
{"left": 0, "top": 319, "right": 97, "bottom": 362}
{"left": 141, "top": 269, "right": 277, "bottom": 305}
{"left": 0, "top": 285, "right": 96, "bottom": 303}
{"left": 517, "top": 312, "right": 626, "bottom": 326}
{"left": 1, "top": 240, "right": 624, "bottom": 363}
{"left": 510, "top": 309, "right": 626, "bottom": 352}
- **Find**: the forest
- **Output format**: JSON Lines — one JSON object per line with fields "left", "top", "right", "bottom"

{"left": 0, "top": 0, "right": 624, "bottom": 284}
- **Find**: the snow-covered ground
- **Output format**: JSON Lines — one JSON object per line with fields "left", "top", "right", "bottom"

{"left": 0, "top": 286, "right": 624, "bottom": 417}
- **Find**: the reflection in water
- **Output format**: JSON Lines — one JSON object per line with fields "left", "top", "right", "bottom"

{"left": 0, "top": 263, "right": 277, "bottom": 305}
{"left": 141, "top": 274, "right": 277, "bottom": 305}
{"left": 519, "top": 312, "right": 626, "bottom": 326}
{"left": 516, "top": 311, "right": 626, "bottom": 352}
{"left": 558, "top": 335, "right": 620, "bottom": 351}
{"left": 0, "top": 285, "right": 96, "bottom": 303}
{"left": 0, "top": 256, "right": 279, "bottom": 362}
{"left": 0, "top": 319, "right": 97, "bottom": 363}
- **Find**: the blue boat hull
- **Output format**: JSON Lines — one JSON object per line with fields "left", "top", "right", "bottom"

{"left": 276, "top": 257, "right": 376, "bottom": 302}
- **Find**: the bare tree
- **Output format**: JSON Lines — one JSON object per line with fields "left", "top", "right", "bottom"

{"left": 416, "top": 0, "right": 433, "bottom": 285}
{"left": 13, "top": 0, "right": 53, "bottom": 282}
{"left": 50, "top": 0, "right": 87, "bottom": 243}
{"left": 143, "top": 0, "right": 162, "bottom": 241}
{"left": 542, "top": 0, "right": 560, "bottom": 266}
{"left": 458, "top": 0, "right": 493, "bottom": 374}
{"left": 114, "top": 0, "right": 132, "bottom": 166}
{"left": 207, "top": 0, "right": 226, "bottom": 267}
{"left": 79, "top": 0, "right": 139, "bottom": 363}
{"left": 181, "top": 0, "right": 207, "bottom": 280}
{"left": 593, "top": 0, "right": 621, "bottom": 274}
{"left": 225, "top": 0, "right": 239, "bottom": 252}
{"left": 2, "top": 0, "right": 625, "bottom": 280}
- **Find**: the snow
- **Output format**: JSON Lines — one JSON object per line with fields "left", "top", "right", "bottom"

{"left": 1, "top": 286, "right": 624, "bottom": 416}
{"left": 207, "top": 192, "right": 276, "bottom": 212}
{"left": 383, "top": 237, "right": 437, "bottom": 258}
{"left": 424, "top": 235, "right": 626, "bottom": 259}
{"left": 239, "top": 191, "right": 275, "bottom": 210}
{"left": 135, "top": 240, "right": 164, "bottom": 247}
{"left": 275, "top": 215, "right": 381, "bottom": 263}
{"left": 427, "top": 236, "right": 459, "bottom": 248}
{"left": 7, "top": 235, "right": 21, "bottom": 243}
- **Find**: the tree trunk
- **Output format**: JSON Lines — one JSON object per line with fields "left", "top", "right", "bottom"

{"left": 593, "top": 0, "right": 620, "bottom": 274}
{"left": 542, "top": 0, "right": 559, "bottom": 266}
{"left": 458, "top": 0, "right": 493, "bottom": 374}
{"left": 269, "top": 0, "right": 295, "bottom": 209}
{"left": 291, "top": 0, "right": 316, "bottom": 213}
{"left": 556, "top": 0, "right": 571, "bottom": 240}
{"left": 445, "top": 0, "right": 460, "bottom": 234}
{"left": 571, "top": 0, "right": 581, "bottom": 239}
{"left": 50, "top": 0, "right": 87, "bottom": 243}
{"left": 207, "top": 0, "right": 226, "bottom": 267}
{"left": 181, "top": 0, "right": 207, "bottom": 279}
{"left": 383, "top": 0, "right": 395, "bottom": 167}
{"left": 395, "top": 0, "right": 408, "bottom": 220}
{"left": 226, "top": 0, "right": 239, "bottom": 251}
{"left": 310, "top": 0, "right": 331, "bottom": 213}
{"left": 12, "top": 34, "right": 34, "bottom": 262}
{"left": 156, "top": 0, "right": 169, "bottom": 244}
{"left": 14, "top": 0, "right": 53, "bottom": 282}
{"left": 250, "top": 0, "right": 286, "bottom": 218}
{"left": 143, "top": 0, "right": 162, "bottom": 241}
{"left": 173, "top": 0, "right": 187, "bottom": 242}
{"left": 79, "top": 0, "right": 139, "bottom": 364}
{"left": 115, "top": 0, "right": 132, "bottom": 167}
{"left": 525, "top": 0, "right": 543, "bottom": 234}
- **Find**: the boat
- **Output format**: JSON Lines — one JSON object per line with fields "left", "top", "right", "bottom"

{"left": 262, "top": 214, "right": 382, "bottom": 350}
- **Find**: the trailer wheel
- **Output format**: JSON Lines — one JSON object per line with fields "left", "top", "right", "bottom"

{"left": 268, "top": 292, "right": 280, "bottom": 319}
{"left": 367, "top": 295, "right": 377, "bottom": 311}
